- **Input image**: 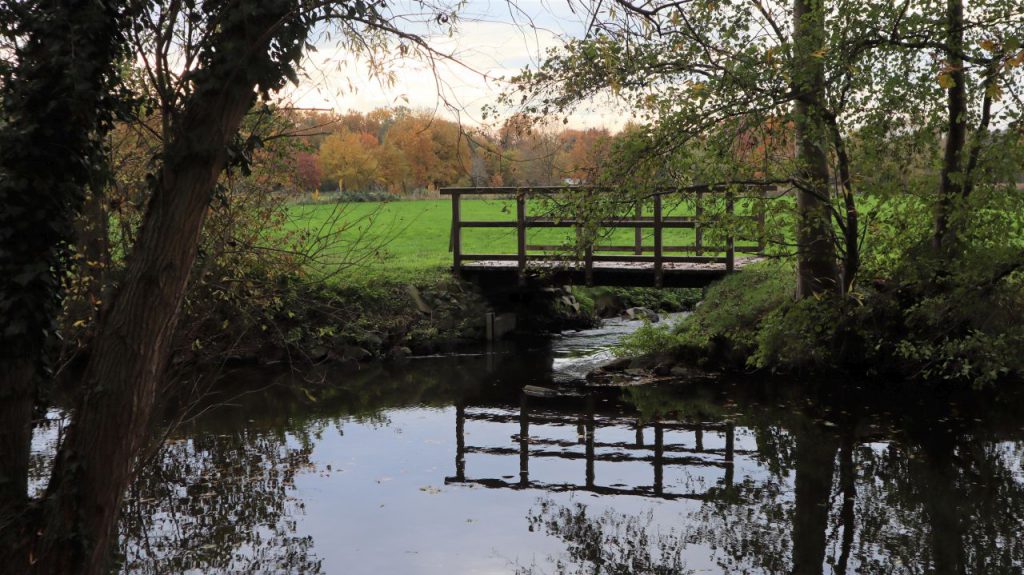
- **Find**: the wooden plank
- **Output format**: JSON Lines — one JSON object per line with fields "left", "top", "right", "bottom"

{"left": 654, "top": 194, "right": 663, "bottom": 287}
{"left": 460, "top": 254, "right": 731, "bottom": 264}
{"left": 461, "top": 220, "right": 517, "bottom": 228}
{"left": 589, "top": 254, "right": 728, "bottom": 264}
{"left": 580, "top": 245, "right": 759, "bottom": 254}
{"left": 522, "top": 218, "right": 698, "bottom": 229}
{"left": 438, "top": 184, "right": 761, "bottom": 196}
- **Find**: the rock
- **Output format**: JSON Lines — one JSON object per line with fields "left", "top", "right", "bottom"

{"left": 388, "top": 346, "right": 412, "bottom": 360}
{"left": 341, "top": 345, "right": 372, "bottom": 362}
{"left": 629, "top": 351, "right": 676, "bottom": 370}
{"left": 405, "top": 285, "right": 433, "bottom": 315}
{"left": 600, "top": 357, "right": 633, "bottom": 372}
{"left": 669, "top": 365, "right": 710, "bottom": 379}
{"left": 523, "top": 385, "right": 560, "bottom": 398}
{"left": 308, "top": 346, "right": 329, "bottom": 362}
{"left": 594, "top": 293, "right": 625, "bottom": 318}
{"left": 624, "top": 307, "right": 660, "bottom": 322}
{"left": 653, "top": 363, "right": 672, "bottom": 376}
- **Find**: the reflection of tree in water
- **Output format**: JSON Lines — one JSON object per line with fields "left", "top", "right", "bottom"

{"left": 527, "top": 384, "right": 1024, "bottom": 575}
{"left": 685, "top": 421, "right": 1024, "bottom": 575}
{"left": 115, "top": 426, "right": 325, "bottom": 574}
{"left": 518, "top": 500, "right": 690, "bottom": 575}
{"left": 111, "top": 356, "right": 516, "bottom": 574}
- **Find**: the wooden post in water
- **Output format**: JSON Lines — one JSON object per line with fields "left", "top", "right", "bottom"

{"left": 519, "top": 393, "right": 530, "bottom": 486}
{"left": 653, "top": 421, "right": 664, "bottom": 496}
{"left": 450, "top": 191, "right": 462, "bottom": 278}
{"left": 653, "top": 194, "right": 664, "bottom": 287}
{"left": 724, "top": 423, "right": 735, "bottom": 488}
{"left": 585, "top": 397, "right": 595, "bottom": 489}
{"left": 516, "top": 191, "right": 527, "bottom": 286}
{"left": 455, "top": 403, "right": 466, "bottom": 482}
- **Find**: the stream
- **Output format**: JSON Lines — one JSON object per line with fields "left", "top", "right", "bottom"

{"left": 85, "top": 315, "right": 1024, "bottom": 573}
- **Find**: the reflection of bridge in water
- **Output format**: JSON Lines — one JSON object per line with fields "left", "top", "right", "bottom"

{"left": 445, "top": 395, "right": 744, "bottom": 500}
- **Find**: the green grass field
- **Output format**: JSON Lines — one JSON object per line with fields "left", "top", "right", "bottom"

{"left": 285, "top": 198, "right": 763, "bottom": 284}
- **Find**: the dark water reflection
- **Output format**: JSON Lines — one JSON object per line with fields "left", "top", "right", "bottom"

{"left": 113, "top": 333, "right": 1024, "bottom": 574}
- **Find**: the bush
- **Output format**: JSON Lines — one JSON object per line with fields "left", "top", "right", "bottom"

{"left": 615, "top": 321, "right": 683, "bottom": 357}
{"left": 644, "top": 251, "right": 1024, "bottom": 385}
{"left": 672, "top": 261, "right": 795, "bottom": 365}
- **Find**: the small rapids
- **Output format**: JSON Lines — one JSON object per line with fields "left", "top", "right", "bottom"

{"left": 550, "top": 312, "right": 689, "bottom": 383}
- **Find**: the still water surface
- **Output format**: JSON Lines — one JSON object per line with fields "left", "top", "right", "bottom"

{"left": 112, "top": 317, "right": 1024, "bottom": 574}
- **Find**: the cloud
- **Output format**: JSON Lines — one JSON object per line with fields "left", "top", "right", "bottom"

{"left": 280, "top": 5, "right": 633, "bottom": 131}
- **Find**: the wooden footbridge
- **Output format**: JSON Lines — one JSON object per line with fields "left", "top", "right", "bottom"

{"left": 444, "top": 185, "right": 770, "bottom": 288}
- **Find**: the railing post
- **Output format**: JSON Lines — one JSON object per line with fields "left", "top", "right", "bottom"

{"left": 695, "top": 190, "right": 704, "bottom": 256}
{"left": 451, "top": 191, "right": 462, "bottom": 278}
{"left": 634, "top": 201, "right": 643, "bottom": 255}
{"left": 726, "top": 190, "right": 735, "bottom": 272}
{"left": 653, "top": 193, "right": 663, "bottom": 287}
{"left": 516, "top": 191, "right": 527, "bottom": 286}
{"left": 585, "top": 191, "right": 594, "bottom": 286}
{"left": 757, "top": 186, "right": 767, "bottom": 255}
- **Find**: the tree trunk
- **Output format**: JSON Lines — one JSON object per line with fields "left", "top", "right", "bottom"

{"left": 792, "top": 0, "right": 840, "bottom": 297}
{"left": 826, "top": 116, "right": 859, "bottom": 292}
{"left": 24, "top": 5, "right": 295, "bottom": 573}
{"left": 0, "top": 0, "right": 124, "bottom": 565}
{"left": 933, "top": 0, "right": 966, "bottom": 252}
{"left": 0, "top": 361, "right": 34, "bottom": 512}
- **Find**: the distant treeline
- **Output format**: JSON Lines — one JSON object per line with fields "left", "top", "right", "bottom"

{"left": 281, "top": 108, "right": 631, "bottom": 195}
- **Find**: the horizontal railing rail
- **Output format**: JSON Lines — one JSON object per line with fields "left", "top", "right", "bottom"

{"left": 444, "top": 185, "right": 771, "bottom": 286}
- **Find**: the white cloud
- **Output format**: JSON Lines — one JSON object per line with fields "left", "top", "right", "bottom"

{"left": 281, "top": 2, "right": 633, "bottom": 131}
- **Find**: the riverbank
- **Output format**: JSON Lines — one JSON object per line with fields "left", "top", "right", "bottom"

{"left": 608, "top": 256, "right": 1024, "bottom": 386}
{"left": 171, "top": 270, "right": 702, "bottom": 377}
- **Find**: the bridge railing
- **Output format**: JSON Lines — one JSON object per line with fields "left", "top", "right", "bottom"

{"left": 441, "top": 185, "right": 769, "bottom": 286}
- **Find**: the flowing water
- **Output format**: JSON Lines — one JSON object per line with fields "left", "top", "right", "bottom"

{"left": 104, "top": 316, "right": 1024, "bottom": 574}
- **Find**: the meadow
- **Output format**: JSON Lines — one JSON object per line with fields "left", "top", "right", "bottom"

{"left": 284, "top": 197, "right": 761, "bottom": 284}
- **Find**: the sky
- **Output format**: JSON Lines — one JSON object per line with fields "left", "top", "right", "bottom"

{"left": 283, "top": 0, "right": 629, "bottom": 130}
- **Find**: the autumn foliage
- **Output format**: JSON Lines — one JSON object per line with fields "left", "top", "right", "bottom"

{"left": 284, "top": 108, "right": 618, "bottom": 194}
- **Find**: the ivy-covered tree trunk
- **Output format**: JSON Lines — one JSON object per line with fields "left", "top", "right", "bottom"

{"left": 21, "top": 3, "right": 304, "bottom": 574}
{"left": 0, "top": 0, "right": 124, "bottom": 538}
{"left": 934, "top": 0, "right": 967, "bottom": 252}
{"left": 792, "top": 0, "right": 840, "bottom": 297}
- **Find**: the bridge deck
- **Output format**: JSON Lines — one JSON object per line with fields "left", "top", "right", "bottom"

{"left": 459, "top": 256, "right": 763, "bottom": 288}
